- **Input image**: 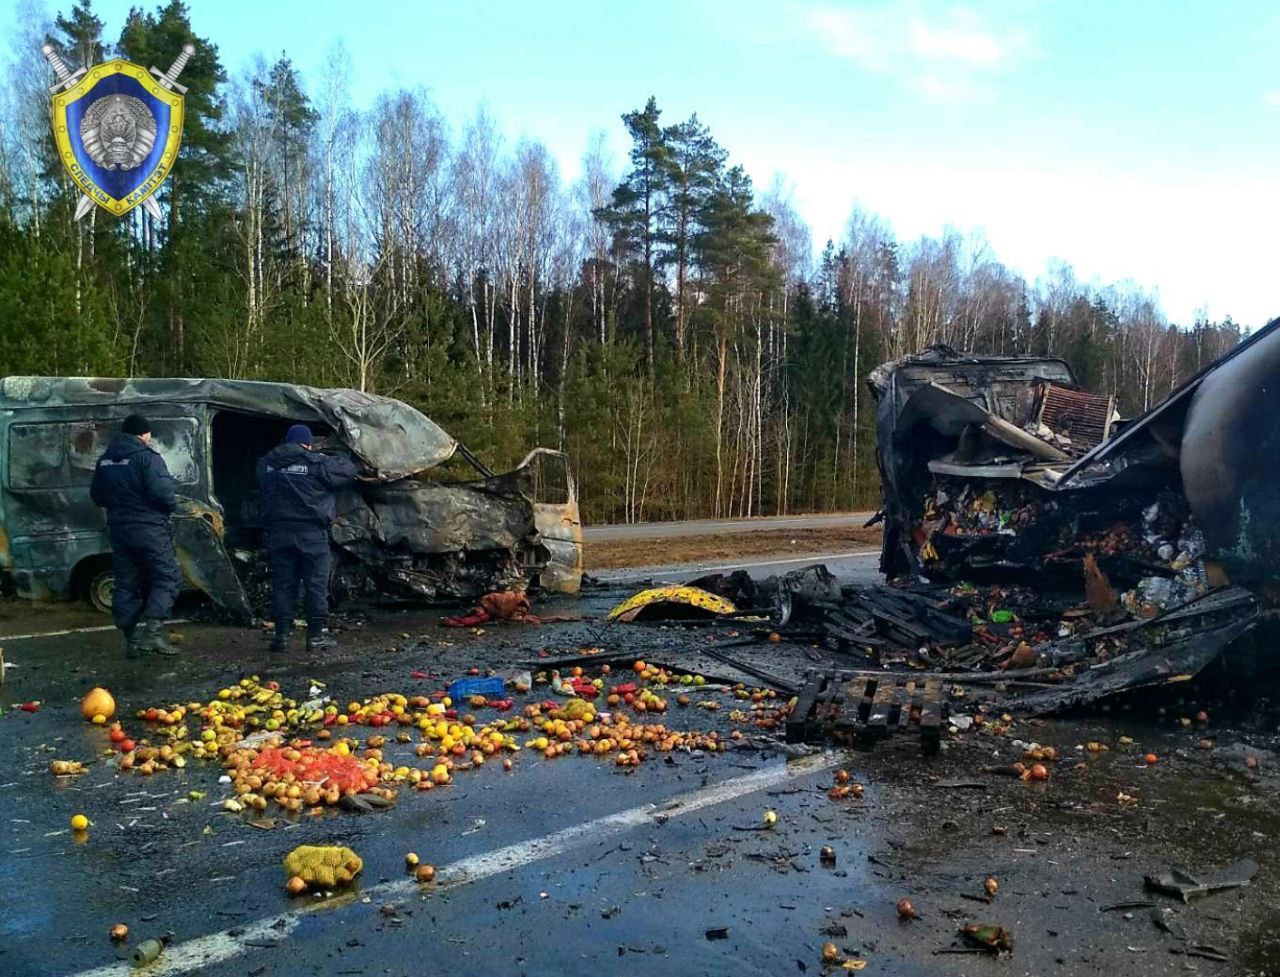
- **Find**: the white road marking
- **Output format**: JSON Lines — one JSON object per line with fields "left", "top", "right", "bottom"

{"left": 0, "top": 619, "right": 188, "bottom": 642}
{"left": 600, "top": 549, "right": 878, "bottom": 581}
{"left": 67, "top": 751, "right": 837, "bottom": 977}
{"left": 0, "top": 624, "right": 119, "bottom": 641}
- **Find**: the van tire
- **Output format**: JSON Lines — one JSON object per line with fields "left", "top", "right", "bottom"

{"left": 88, "top": 569, "right": 115, "bottom": 614}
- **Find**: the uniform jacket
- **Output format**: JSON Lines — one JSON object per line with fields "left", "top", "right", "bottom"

{"left": 89, "top": 433, "right": 177, "bottom": 530}
{"left": 257, "top": 443, "right": 359, "bottom": 531}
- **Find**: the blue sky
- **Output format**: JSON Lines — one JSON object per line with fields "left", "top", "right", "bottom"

{"left": 8, "top": 0, "right": 1278, "bottom": 326}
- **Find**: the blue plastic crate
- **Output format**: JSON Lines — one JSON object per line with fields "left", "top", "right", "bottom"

{"left": 447, "top": 676, "right": 506, "bottom": 702}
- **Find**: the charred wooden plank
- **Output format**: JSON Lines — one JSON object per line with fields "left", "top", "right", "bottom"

{"left": 919, "top": 677, "right": 943, "bottom": 754}
{"left": 786, "top": 669, "right": 821, "bottom": 744}
{"left": 857, "top": 676, "right": 879, "bottom": 724}
{"left": 898, "top": 679, "right": 917, "bottom": 730}
{"left": 866, "top": 678, "right": 898, "bottom": 739}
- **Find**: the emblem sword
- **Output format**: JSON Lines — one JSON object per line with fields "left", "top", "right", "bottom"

{"left": 40, "top": 43, "right": 87, "bottom": 93}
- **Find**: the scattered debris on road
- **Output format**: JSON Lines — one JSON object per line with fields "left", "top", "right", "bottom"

{"left": 1144, "top": 859, "right": 1258, "bottom": 903}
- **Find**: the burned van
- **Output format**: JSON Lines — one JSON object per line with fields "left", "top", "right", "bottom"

{"left": 0, "top": 377, "right": 583, "bottom": 618}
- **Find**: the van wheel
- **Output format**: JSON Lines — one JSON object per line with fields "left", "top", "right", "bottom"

{"left": 88, "top": 569, "right": 115, "bottom": 614}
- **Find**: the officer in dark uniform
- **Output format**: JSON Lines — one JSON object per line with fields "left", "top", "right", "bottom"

{"left": 89, "top": 414, "right": 182, "bottom": 656}
{"left": 258, "top": 424, "right": 358, "bottom": 654}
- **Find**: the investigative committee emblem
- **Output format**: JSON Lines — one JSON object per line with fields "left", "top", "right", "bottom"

{"left": 41, "top": 42, "right": 195, "bottom": 220}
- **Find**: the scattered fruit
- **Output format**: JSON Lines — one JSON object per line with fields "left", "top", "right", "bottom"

{"left": 405, "top": 852, "right": 419, "bottom": 868}
{"left": 822, "top": 941, "right": 841, "bottom": 963}
{"left": 897, "top": 898, "right": 918, "bottom": 920}
{"left": 81, "top": 687, "right": 116, "bottom": 721}
{"left": 414, "top": 864, "right": 436, "bottom": 883}
{"left": 70, "top": 813, "right": 89, "bottom": 832}
{"left": 820, "top": 845, "right": 836, "bottom": 864}
{"left": 984, "top": 876, "right": 999, "bottom": 897}
{"left": 1144, "top": 753, "right": 1158, "bottom": 765}
{"left": 109, "top": 923, "right": 128, "bottom": 941}
{"left": 283, "top": 845, "right": 363, "bottom": 890}
{"left": 962, "top": 923, "right": 1013, "bottom": 953}
{"left": 285, "top": 875, "right": 308, "bottom": 895}
{"left": 762, "top": 809, "right": 778, "bottom": 828}
{"left": 1029, "top": 763, "right": 1049, "bottom": 781}
{"left": 835, "top": 769, "right": 850, "bottom": 784}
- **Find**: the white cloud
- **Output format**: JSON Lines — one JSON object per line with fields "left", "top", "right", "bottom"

{"left": 909, "top": 11, "right": 1006, "bottom": 66}
{"left": 809, "top": 7, "right": 899, "bottom": 72}
{"left": 806, "top": 3, "right": 1029, "bottom": 99}
{"left": 1265, "top": 90, "right": 1280, "bottom": 108}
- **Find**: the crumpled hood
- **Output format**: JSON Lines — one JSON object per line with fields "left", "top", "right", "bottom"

{"left": 283, "top": 386, "right": 456, "bottom": 480}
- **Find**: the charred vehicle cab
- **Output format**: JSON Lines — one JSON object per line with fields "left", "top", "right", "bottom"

{"left": 869, "top": 316, "right": 1280, "bottom": 595}
{"left": 860, "top": 321, "right": 1280, "bottom": 712}
{"left": 0, "top": 377, "right": 583, "bottom": 618}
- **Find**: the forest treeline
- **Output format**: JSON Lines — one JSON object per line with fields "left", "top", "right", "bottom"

{"left": 0, "top": 1, "right": 1247, "bottom": 522}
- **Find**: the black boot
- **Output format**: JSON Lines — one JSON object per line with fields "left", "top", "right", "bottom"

{"left": 135, "top": 620, "right": 179, "bottom": 657}
{"left": 270, "top": 628, "right": 292, "bottom": 654}
{"left": 122, "top": 625, "right": 141, "bottom": 659}
{"left": 306, "top": 626, "right": 336, "bottom": 652}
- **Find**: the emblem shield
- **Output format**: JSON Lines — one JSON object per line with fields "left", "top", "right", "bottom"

{"left": 52, "top": 59, "right": 184, "bottom": 217}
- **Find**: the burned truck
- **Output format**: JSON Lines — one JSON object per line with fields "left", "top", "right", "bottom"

{"left": 848, "top": 319, "right": 1280, "bottom": 711}
{"left": 0, "top": 377, "right": 582, "bottom": 619}
{"left": 870, "top": 316, "right": 1280, "bottom": 597}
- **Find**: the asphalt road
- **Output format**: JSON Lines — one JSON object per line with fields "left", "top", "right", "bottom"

{"left": 3, "top": 559, "right": 1278, "bottom": 977}
{"left": 583, "top": 512, "right": 877, "bottom": 542}
{"left": 592, "top": 550, "right": 881, "bottom": 586}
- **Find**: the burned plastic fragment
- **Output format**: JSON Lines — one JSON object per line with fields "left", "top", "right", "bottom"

{"left": 1144, "top": 858, "right": 1258, "bottom": 902}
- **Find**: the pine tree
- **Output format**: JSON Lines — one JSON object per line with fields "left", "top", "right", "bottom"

{"left": 660, "top": 114, "right": 725, "bottom": 361}
{"left": 596, "top": 96, "right": 668, "bottom": 373}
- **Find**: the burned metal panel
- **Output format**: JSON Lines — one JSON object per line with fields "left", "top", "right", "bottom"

{"left": 0, "top": 377, "right": 456, "bottom": 480}
{"left": 172, "top": 504, "right": 253, "bottom": 621}
{"left": 325, "top": 467, "right": 553, "bottom": 603}
{"left": 517, "top": 448, "right": 584, "bottom": 595}
{"left": 1005, "top": 588, "right": 1258, "bottom": 714}
{"left": 1, "top": 410, "right": 205, "bottom": 601}
{"left": 868, "top": 348, "right": 1081, "bottom": 580}
{"left": 341, "top": 480, "right": 537, "bottom": 556}
{"left": 1179, "top": 319, "right": 1280, "bottom": 586}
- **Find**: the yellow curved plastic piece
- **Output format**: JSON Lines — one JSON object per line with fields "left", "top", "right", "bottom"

{"left": 607, "top": 586, "right": 737, "bottom": 620}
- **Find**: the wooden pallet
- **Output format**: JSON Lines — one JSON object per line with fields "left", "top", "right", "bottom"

{"left": 785, "top": 670, "right": 945, "bottom": 754}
